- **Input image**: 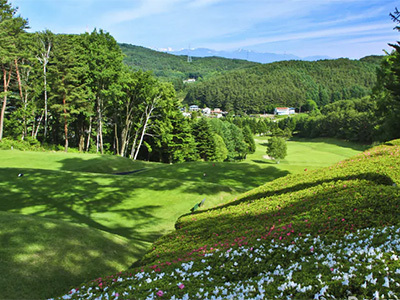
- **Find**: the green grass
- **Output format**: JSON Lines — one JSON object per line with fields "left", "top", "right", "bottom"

{"left": 0, "top": 138, "right": 368, "bottom": 299}
{"left": 0, "top": 211, "right": 138, "bottom": 299}
{"left": 56, "top": 140, "right": 400, "bottom": 299}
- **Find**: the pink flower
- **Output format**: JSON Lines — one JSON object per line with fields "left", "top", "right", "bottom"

{"left": 156, "top": 290, "right": 164, "bottom": 297}
{"left": 310, "top": 246, "right": 314, "bottom": 252}
{"left": 178, "top": 283, "right": 185, "bottom": 289}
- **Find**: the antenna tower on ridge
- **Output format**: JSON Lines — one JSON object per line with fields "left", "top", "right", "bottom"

{"left": 187, "top": 44, "right": 192, "bottom": 63}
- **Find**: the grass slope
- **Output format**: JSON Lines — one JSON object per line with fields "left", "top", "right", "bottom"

{"left": 0, "top": 138, "right": 367, "bottom": 299}
{"left": 53, "top": 140, "right": 400, "bottom": 299}
{"left": 0, "top": 211, "right": 138, "bottom": 299}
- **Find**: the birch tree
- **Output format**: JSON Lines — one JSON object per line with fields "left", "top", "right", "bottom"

{"left": 34, "top": 30, "right": 52, "bottom": 140}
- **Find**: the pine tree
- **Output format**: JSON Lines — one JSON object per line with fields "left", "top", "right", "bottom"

{"left": 192, "top": 118, "right": 217, "bottom": 161}
{"left": 266, "top": 136, "right": 287, "bottom": 164}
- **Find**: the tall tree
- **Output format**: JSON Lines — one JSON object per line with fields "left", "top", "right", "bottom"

{"left": 266, "top": 136, "right": 287, "bottom": 164}
{"left": 84, "top": 29, "right": 123, "bottom": 154}
{"left": 34, "top": 30, "right": 53, "bottom": 140}
{"left": 50, "top": 34, "right": 90, "bottom": 152}
{"left": 192, "top": 117, "right": 217, "bottom": 161}
{"left": 0, "top": 0, "right": 27, "bottom": 140}
{"left": 372, "top": 8, "right": 400, "bottom": 141}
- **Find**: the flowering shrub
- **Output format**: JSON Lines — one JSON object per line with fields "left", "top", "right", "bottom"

{"left": 52, "top": 142, "right": 400, "bottom": 299}
{"left": 53, "top": 226, "right": 400, "bottom": 299}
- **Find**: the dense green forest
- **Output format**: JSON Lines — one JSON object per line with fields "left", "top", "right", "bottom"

{"left": 119, "top": 43, "right": 259, "bottom": 91}
{"left": 183, "top": 56, "right": 382, "bottom": 113}
{"left": 119, "top": 44, "right": 381, "bottom": 114}
{"left": 1, "top": 0, "right": 400, "bottom": 160}
{"left": 0, "top": 0, "right": 257, "bottom": 163}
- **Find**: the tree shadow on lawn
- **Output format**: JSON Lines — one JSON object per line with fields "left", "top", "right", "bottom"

{"left": 58, "top": 156, "right": 152, "bottom": 174}
{"left": 0, "top": 167, "right": 163, "bottom": 243}
{"left": 133, "top": 162, "right": 290, "bottom": 193}
{"left": 289, "top": 137, "right": 371, "bottom": 151}
{"left": 0, "top": 212, "right": 147, "bottom": 300}
{"left": 186, "top": 172, "right": 395, "bottom": 215}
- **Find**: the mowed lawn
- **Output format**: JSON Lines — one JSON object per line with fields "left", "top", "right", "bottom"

{"left": 0, "top": 137, "right": 368, "bottom": 299}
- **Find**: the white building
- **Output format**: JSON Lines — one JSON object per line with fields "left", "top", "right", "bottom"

{"left": 189, "top": 105, "right": 200, "bottom": 112}
{"left": 274, "top": 107, "right": 295, "bottom": 115}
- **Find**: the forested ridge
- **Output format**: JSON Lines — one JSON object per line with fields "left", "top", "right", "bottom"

{"left": 183, "top": 56, "right": 382, "bottom": 113}
{"left": 119, "top": 43, "right": 259, "bottom": 91}
{"left": 119, "top": 43, "right": 382, "bottom": 114}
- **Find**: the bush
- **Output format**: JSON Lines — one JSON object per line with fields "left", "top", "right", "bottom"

{"left": 0, "top": 138, "right": 45, "bottom": 151}
{"left": 266, "top": 136, "right": 287, "bottom": 163}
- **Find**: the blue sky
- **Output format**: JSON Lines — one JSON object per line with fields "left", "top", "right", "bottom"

{"left": 10, "top": 0, "right": 400, "bottom": 59}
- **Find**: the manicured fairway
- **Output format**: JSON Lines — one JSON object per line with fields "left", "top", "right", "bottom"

{"left": 0, "top": 137, "right": 368, "bottom": 299}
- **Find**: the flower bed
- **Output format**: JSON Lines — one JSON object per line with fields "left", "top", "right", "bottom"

{"left": 53, "top": 225, "right": 400, "bottom": 299}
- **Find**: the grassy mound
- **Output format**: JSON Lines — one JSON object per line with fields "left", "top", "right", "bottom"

{"left": 54, "top": 141, "right": 400, "bottom": 299}
{"left": 0, "top": 212, "right": 139, "bottom": 299}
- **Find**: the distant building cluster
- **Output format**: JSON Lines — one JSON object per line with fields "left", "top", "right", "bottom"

{"left": 183, "top": 78, "right": 196, "bottom": 83}
{"left": 181, "top": 105, "right": 296, "bottom": 118}
{"left": 274, "top": 107, "right": 296, "bottom": 116}
{"left": 181, "top": 105, "right": 228, "bottom": 118}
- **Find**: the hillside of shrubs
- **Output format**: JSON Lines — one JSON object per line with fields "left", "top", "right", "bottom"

{"left": 55, "top": 140, "right": 400, "bottom": 300}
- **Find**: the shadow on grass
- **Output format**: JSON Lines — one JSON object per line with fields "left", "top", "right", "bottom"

{"left": 0, "top": 212, "right": 148, "bottom": 299}
{"left": 132, "top": 162, "right": 290, "bottom": 192}
{"left": 252, "top": 159, "right": 275, "bottom": 165}
{"left": 289, "top": 137, "right": 371, "bottom": 152}
{"left": 0, "top": 167, "right": 166, "bottom": 299}
{"left": 58, "top": 156, "right": 153, "bottom": 174}
{"left": 184, "top": 172, "right": 395, "bottom": 217}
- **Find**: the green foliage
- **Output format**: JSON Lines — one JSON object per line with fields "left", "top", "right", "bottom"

{"left": 373, "top": 46, "right": 400, "bottom": 141}
{"left": 183, "top": 57, "right": 382, "bottom": 113}
{"left": 119, "top": 44, "right": 258, "bottom": 91}
{"left": 213, "top": 133, "right": 228, "bottom": 162}
{"left": 243, "top": 125, "right": 256, "bottom": 154}
{"left": 294, "top": 97, "right": 377, "bottom": 143}
{"left": 192, "top": 118, "right": 217, "bottom": 161}
{"left": 0, "top": 137, "right": 43, "bottom": 151}
{"left": 266, "top": 136, "right": 287, "bottom": 163}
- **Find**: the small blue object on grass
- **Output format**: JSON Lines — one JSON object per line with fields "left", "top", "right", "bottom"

{"left": 191, "top": 198, "right": 206, "bottom": 212}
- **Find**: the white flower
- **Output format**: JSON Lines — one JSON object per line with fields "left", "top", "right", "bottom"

{"left": 383, "top": 276, "right": 390, "bottom": 288}
{"left": 373, "top": 290, "right": 380, "bottom": 300}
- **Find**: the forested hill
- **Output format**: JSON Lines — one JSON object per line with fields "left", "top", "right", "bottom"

{"left": 119, "top": 43, "right": 259, "bottom": 89}
{"left": 183, "top": 56, "right": 383, "bottom": 113}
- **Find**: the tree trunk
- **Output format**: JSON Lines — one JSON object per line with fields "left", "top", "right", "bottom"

{"left": 86, "top": 116, "right": 92, "bottom": 152}
{"left": 43, "top": 63, "right": 48, "bottom": 140}
{"left": 34, "top": 109, "right": 45, "bottom": 139}
{"left": 134, "top": 104, "right": 155, "bottom": 160}
{"left": 115, "top": 122, "right": 120, "bottom": 156}
{"left": 37, "top": 36, "right": 51, "bottom": 141}
{"left": 0, "top": 65, "right": 13, "bottom": 141}
{"left": 129, "top": 111, "right": 145, "bottom": 159}
{"left": 79, "top": 134, "right": 85, "bottom": 152}
{"left": 14, "top": 59, "right": 23, "bottom": 101}
{"left": 63, "top": 94, "right": 68, "bottom": 152}
{"left": 96, "top": 96, "right": 103, "bottom": 154}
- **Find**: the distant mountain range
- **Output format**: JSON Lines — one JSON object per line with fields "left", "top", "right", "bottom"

{"left": 162, "top": 48, "right": 331, "bottom": 64}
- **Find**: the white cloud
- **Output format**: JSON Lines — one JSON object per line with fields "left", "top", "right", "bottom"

{"left": 207, "top": 23, "right": 392, "bottom": 50}
{"left": 102, "top": 0, "right": 183, "bottom": 25}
